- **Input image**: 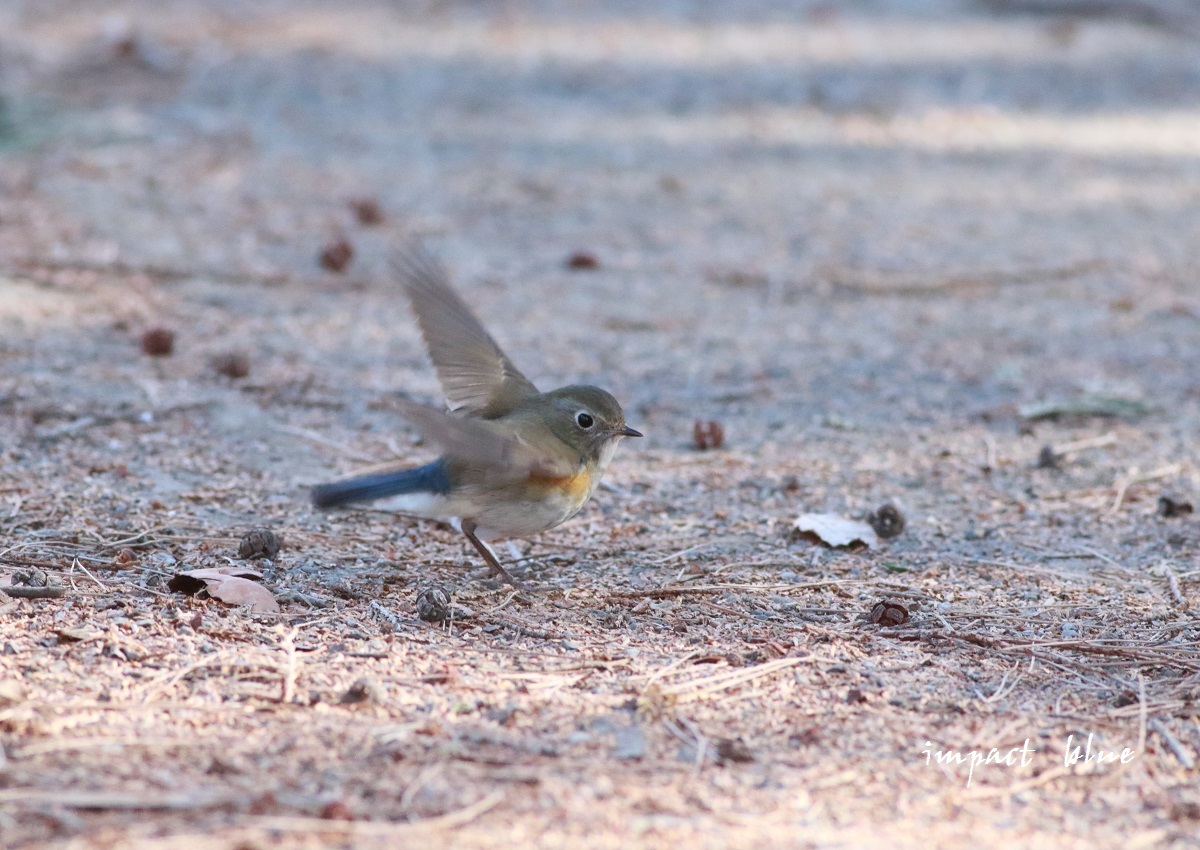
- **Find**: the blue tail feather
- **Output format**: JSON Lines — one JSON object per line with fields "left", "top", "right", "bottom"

{"left": 311, "top": 458, "right": 452, "bottom": 508}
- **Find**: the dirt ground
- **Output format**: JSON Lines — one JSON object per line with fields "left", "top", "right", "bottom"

{"left": 2, "top": 1, "right": 1200, "bottom": 848}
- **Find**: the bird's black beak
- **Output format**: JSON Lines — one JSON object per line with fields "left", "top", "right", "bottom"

{"left": 619, "top": 426, "right": 643, "bottom": 438}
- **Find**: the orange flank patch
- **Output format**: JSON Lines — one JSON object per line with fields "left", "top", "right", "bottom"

{"left": 529, "top": 468, "right": 592, "bottom": 503}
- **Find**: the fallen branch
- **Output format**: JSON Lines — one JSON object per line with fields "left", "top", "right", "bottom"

{"left": 1, "top": 585, "right": 66, "bottom": 599}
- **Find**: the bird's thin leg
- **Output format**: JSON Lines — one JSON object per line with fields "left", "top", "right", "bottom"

{"left": 460, "top": 520, "right": 530, "bottom": 591}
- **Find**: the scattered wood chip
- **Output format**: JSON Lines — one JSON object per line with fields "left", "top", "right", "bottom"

{"left": 565, "top": 251, "right": 600, "bottom": 270}
{"left": 794, "top": 513, "right": 879, "bottom": 549}
{"left": 1159, "top": 495, "right": 1194, "bottom": 518}
{"left": 248, "top": 792, "right": 279, "bottom": 815}
{"left": 211, "top": 351, "right": 251, "bottom": 379}
{"left": 167, "top": 567, "right": 279, "bottom": 613}
{"left": 692, "top": 420, "right": 725, "bottom": 450}
{"left": 349, "top": 197, "right": 384, "bottom": 226}
{"left": 320, "top": 799, "right": 356, "bottom": 821}
{"left": 714, "top": 737, "right": 754, "bottom": 763}
{"left": 320, "top": 238, "right": 354, "bottom": 273}
{"left": 140, "top": 327, "right": 175, "bottom": 356}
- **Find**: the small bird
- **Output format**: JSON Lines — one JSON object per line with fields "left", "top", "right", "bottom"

{"left": 311, "top": 246, "right": 641, "bottom": 587}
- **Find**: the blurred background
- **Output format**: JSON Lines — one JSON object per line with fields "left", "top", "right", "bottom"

{"left": 1, "top": 0, "right": 1198, "bottom": 466}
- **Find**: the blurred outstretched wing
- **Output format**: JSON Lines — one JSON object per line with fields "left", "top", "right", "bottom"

{"left": 394, "top": 398, "right": 576, "bottom": 480}
{"left": 392, "top": 245, "right": 539, "bottom": 418}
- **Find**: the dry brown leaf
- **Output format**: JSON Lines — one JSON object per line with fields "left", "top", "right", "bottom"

{"left": 794, "top": 513, "right": 879, "bottom": 549}
{"left": 168, "top": 569, "right": 279, "bottom": 613}
{"left": 183, "top": 566, "right": 265, "bottom": 580}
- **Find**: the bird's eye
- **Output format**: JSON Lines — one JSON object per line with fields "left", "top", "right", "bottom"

{"left": 575, "top": 412, "right": 595, "bottom": 429}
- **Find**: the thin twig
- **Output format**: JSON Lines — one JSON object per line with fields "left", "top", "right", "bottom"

{"left": 14, "top": 736, "right": 207, "bottom": 758}
{"left": 824, "top": 258, "right": 1104, "bottom": 296}
{"left": 1054, "top": 432, "right": 1118, "bottom": 455}
{"left": 1110, "top": 464, "right": 1182, "bottom": 514}
{"left": 1137, "top": 674, "right": 1148, "bottom": 756}
{"left": 369, "top": 600, "right": 408, "bottom": 632}
{"left": 0, "top": 789, "right": 235, "bottom": 809}
{"left": 279, "top": 627, "right": 299, "bottom": 704}
{"left": 1147, "top": 718, "right": 1195, "bottom": 769}
{"left": 609, "top": 579, "right": 868, "bottom": 600}
{"left": 982, "top": 433, "right": 998, "bottom": 472}
{"left": 981, "top": 664, "right": 1023, "bottom": 704}
{"left": 1166, "top": 572, "right": 1189, "bottom": 609}
{"left": 6, "top": 255, "right": 290, "bottom": 286}
{"left": 648, "top": 536, "right": 757, "bottom": 564}
{"left": 658, "top": 656, "right": 811, "bottom": 703}
{"left": 480, "top": 613, "right": 573, "bottom": 641}
{"left": 964, "top": 766, "right": 1074, "bottom": 799}
{"left": 246, "top": 789, "right": 505, "bottom": 835}
{"left": 73, "top": 557, "right": 109, "bottom": 591}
